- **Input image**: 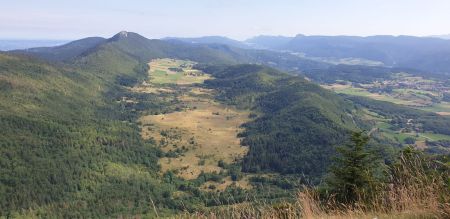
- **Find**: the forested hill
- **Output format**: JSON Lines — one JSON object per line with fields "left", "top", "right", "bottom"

{"left": 13, "top": 31, "right": 328, "bottom": 74}
{"left": 0, "top": 52, "right": 181, "bottom": 217}
{"left": 198, "top": 64, "right": 362, "bottom": 177}
{"left": 10, "top": 37, "right": 107, "bottom": 62}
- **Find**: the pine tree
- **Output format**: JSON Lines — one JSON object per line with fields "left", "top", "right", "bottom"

{"left": 327, "top": 131, "right": 381, "bottom": 205}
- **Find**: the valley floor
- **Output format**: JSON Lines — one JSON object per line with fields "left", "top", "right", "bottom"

{"left": 321, "top": 73, "right": 450, "bottom": 115}
{"left": 134, "top": 58, "right": 251, "bottom": 189}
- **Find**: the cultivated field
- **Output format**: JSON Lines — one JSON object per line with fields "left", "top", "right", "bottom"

{"left": 323, "top": 83, "right": 428, "bottom": 106}
{"left": 323, "top": 74, "right": 450, "bottom": 115}
{"left": 420, "top": 102, "right": 450, "bottom": 115}
{"left": 361, "top": 108, "right": 450, "bottom": 152}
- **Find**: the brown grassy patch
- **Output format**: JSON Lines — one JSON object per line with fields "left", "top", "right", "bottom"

{"left": 129, "top": 84, "right": 175, "bottom": 94}
{"left": 140, "top": 94, "right": 249, "bottom": 179}
{"left": 414, "top": 140, "right": 427, "bottom": 150}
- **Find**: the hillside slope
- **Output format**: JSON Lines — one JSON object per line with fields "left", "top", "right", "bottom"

{"left": 0, "top": 52, "right": 179, "bottom": 217}
{"left": 199, "top": 64, "right": 362, "bottom": 177}
{"left": 11, "top": 37, "right": 106, "bottom": 61}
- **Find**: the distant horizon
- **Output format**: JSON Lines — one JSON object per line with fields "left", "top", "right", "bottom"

{"left": 2, "top": 32, "right": 450, "bottom": 42}
{"left": 2, "top": 0, "right": 450, "bottom": 40}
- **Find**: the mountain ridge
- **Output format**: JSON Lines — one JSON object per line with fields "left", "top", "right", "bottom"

{"left": 245, "top": 34, "right": 450, "bottom": 74}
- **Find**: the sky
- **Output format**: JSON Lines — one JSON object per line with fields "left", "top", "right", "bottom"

{"left": 1, "top": 0, "right": 450, "bottom": 40}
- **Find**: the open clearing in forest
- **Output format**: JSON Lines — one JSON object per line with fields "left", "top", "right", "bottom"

{"left": 135, "top": 58, "right": 250, "bottom": 190}
{"left": 139, "top": 90, "right": 249, "bottom": 180}
{"left": 148, "top": 58, "right": 211, "bottom": 84}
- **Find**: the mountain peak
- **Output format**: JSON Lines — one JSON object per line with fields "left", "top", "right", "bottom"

{"left": 108, "top": 31, "right": 149, "bottom": 42}
{"left": 110, "top": 31, "right": 132, "bottom": 41}
{"left": 118, "top": 31, "right": 128, "bottom": 37}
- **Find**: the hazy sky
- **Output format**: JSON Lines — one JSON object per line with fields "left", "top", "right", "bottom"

{"left": 1, "top": 0, "right": 450, "bottom": 40}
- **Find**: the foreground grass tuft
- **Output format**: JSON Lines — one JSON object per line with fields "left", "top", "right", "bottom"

{"left": 174, "top": 152, "right": 449, "bottom": 219}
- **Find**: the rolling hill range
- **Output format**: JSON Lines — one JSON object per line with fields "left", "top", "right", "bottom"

{"left": 163, "top": 36, "right": 251, "bottom": 49}
{"left": 246, "top": 34, "right": 450, "bottom": 74}
{"left": 12, "top": 31, "right": 329, "bottom": 73}
{"left": 23, "top": 32, "right": 439, "bottom": 85}
{"left": 173, "top": 34, "right": 450, "bottom": 75}
{"left": 0, "top": 39, "right": 69, "bottom": 51}
{"left": 155, "top": 34, "right": 450, "bottom": 84}
{"left": 14, "top": 37, "right": 107, "bottom": 61}
{"left": 1, "top": 31, "right": 450, "bottom": 217}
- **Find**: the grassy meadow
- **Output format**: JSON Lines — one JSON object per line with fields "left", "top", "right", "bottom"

{"left": 148, "top": 58, "right": 211, "bottom": 84}
{"left": 135, "top": 58, "right": 251, "bottom": 190}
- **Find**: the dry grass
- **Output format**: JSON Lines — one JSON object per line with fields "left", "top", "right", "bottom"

{"left": 414, "top": 140, "right": 427, "bottom": 150}
{"left": 436, "top": 112, "right": 450, "bottom": 116}
{"left": 129, "top": 84, "right": 175, "bottom": 94}
{"left": 139, "top": 93, "right": 249, "bottom": 179}
{"left": 321, "top": 83, "right": 351, "bottom": 90}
